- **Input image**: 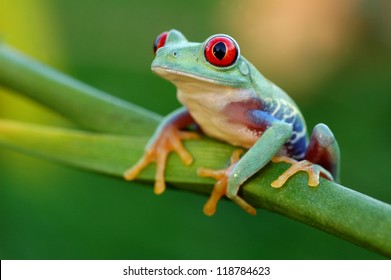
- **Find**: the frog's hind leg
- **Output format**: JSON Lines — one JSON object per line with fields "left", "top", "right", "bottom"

{"left": 271, "top": 123, "right": 340, "bottom": 188}
{"left": 305, "top": 123, "right": 340, "bottom": 181}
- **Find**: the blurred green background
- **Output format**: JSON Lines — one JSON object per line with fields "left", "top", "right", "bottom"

{"left": 1, "top": 0, "right": 391, "bottom": 259}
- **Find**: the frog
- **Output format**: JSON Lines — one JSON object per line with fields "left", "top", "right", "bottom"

{"left": 124, "top": 29, "right": 340, "bottom": 216}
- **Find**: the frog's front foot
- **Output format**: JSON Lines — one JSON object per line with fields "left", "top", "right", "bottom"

{"left": 271, "top": 156, "right": 333, "bottom": 188}
{"left": 197, "top": 149, "right": 256, "bottom": 216}
{"left": 123, "top": 126, "right": 200, "bottom": 195}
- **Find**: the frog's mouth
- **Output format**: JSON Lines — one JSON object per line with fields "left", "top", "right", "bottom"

{"left": 152, "top": 66, "right": 225, "bottom": 86}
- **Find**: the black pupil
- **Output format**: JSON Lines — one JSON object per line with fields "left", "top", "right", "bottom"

{"left": 213, "top": 42, "right": 226, "bottom": 60}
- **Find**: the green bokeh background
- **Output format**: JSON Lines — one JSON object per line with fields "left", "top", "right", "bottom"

{"left": 1, "top": 0, "right": 390, "bottom": 259}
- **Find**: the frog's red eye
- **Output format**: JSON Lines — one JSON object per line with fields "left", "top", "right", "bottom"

{"left": 153, "top": 31, "right": 168, "bottom": 55}
{"left": 204, "top": 35, "right": 239, "bottom": 67}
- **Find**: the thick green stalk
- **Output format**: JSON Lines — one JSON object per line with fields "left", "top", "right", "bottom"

{"left": 0, "top": 43, "right": 391, "bottom": 258}
{"left": 0, "top": 44, "right": 160, "bottom": 136}
{"left": 0, "top": 119, "right": 390, "bottom": 257}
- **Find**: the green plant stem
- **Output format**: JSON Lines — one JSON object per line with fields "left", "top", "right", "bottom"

{"left": 1, "top": 43, "right": 391, "bottom": 258}
{"left": 0, "top": 44, "right": 160, "bottom": 136}
{"left": 0, "top": 119, "right": 391, "bottom": 258}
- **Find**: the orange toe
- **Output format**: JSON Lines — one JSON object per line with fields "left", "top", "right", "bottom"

{"left": 198, "top": 149, "right": 256, "bottom": 216}
{"left": 123, "top": 125, "right": 199, "bottom": 194}
{"left": 271, "top": 158, "right": 333, "bottom": 188}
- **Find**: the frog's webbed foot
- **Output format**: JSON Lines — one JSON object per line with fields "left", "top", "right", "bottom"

{"left": 197, "top": 149, "right": 256, "bottom": 216}
{"left": 124, "top": 126, "right": 200, "bottom": 195}
{"left": 271, "top": 156, "right": 333, "bottom": 188}
{"left": 271, "top": 123, "right": 340, "bottom": 188}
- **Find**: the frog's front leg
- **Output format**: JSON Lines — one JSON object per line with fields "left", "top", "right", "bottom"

{"left": 226, "top": 121, "right": 293, "bottom": 213}
{"left": 124, "top": 107, "right": 199, "bottom": 194}
{"left": 199, "top": 118, "right": 293, "bottom": 215}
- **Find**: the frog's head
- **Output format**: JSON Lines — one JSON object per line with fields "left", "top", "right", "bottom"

{"left": 151, "top": 29, "right": 255, "bottom": 89}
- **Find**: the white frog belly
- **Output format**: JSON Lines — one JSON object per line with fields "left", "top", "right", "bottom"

{"left": 177, "top": 85, "right": 260, "bottom": 148}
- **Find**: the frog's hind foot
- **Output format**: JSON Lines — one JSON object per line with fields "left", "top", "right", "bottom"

{"left": 198, "top": 149, "right": 256, "bottom": 216}
{"left": 305, "top": 123, "right": 340, "bottom": 182}
{"left": 271, "top": 123, "right": 339, "bottom": 188}
{"left": 271, "top": 157, "right": 333, "bottom": 188}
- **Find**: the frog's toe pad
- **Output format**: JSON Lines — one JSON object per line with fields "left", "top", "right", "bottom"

{"left": 123, "top": 125, "right": 198, "bottom": 195}
{"left": 198, "top": 149, "right": 256, "bottom": 216}
{"left": 271, "top": 160, "right": 333, "bottom": 188}
{"left": 123, "top": 150, "right": 154, "bottom": 181}
{"left": 197, "top": 165, "right": 230, "bottom": 216}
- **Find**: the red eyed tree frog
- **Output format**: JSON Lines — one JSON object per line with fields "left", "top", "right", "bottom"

{"left": 124, "top": 30, "right": 340, "bottom": 216}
